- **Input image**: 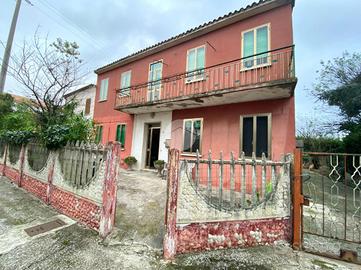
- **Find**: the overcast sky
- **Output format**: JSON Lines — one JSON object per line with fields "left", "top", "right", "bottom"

{"left": 1, "top": 0, "right": 361, "bottom": 126}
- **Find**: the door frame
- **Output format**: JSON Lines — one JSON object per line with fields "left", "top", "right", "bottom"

{"left": 145, "top": 123, "right": 161, "bottom": 168}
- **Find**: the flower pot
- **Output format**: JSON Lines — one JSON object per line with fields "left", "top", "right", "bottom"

{"left": 154, "top": 163, "right": 164, "bottom": 176}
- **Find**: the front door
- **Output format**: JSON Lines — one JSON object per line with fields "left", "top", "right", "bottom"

{"left": 148, "top": 61, "right": 162, "bottom": 101}
{"left": 146, "top": 124, "right": 161, "bottom": 168}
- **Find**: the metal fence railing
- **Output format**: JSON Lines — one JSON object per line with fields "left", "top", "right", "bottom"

{"left": 115, "top": 45, "right": 295, "bottom": 108}
{"left": 181, "top": 150, "right": 290, "bottom": 212}
{"left": 302, "top": 152, "right": 361, "bottom": 244}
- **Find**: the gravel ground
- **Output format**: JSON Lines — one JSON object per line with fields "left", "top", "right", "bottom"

{"left": 0, "top": 175, "right": 359, "bottom": 270}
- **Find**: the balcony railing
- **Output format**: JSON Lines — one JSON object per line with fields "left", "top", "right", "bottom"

{"left": 115, "top": 45, "right": 295, "bottom": 109}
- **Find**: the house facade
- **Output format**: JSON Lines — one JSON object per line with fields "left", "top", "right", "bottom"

{"left": 64, "top": 84, "right": 96, "bottom": 120}
{"left": 94, "top": 0, "right": 297, "bottom": 169}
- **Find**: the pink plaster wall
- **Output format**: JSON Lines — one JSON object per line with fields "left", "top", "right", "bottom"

{"left": 171, "top": 97, "right": 296, "bottom": 161}
{"left": 93, "top": 3, "right": 294, "bottom": 150}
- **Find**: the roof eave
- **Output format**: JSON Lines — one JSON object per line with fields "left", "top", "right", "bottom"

{"left": 94, "top": 0, "right": 293, "bottom": 75}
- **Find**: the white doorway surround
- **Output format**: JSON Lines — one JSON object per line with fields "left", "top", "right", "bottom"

{"left": 131, "top": 112, "right": 172, "bottom": 169}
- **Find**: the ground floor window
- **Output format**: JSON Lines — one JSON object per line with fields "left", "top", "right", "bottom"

{"left": 116, "top": 124, "right": 126, "bottom": 148}
{"left": 183, "top": 118, "right": 203, "bottom": 154}
{"left": 95, "top": 125, "right": 103, "bottom": 144}
{"left": 240, "top": 114, "right": 271, "bottom": 158}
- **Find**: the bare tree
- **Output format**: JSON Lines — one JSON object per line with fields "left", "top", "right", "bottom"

{"left": 7, "top": 32, "right": 84, "bottom": 125}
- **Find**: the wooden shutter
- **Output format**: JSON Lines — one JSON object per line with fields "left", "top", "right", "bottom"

{"left": 85, "top": 98, "right": 91, "bottom": 115}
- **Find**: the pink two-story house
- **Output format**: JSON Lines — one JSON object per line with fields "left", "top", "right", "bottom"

{"left": 94, "top": 0, "right": 297, "bottom": 169}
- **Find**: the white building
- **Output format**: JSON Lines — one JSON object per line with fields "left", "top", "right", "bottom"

{"left": 64, "top": 84, "right": 96, "bottom": 119}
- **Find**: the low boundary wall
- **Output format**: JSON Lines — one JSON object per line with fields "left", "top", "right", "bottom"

{"left": 163, "top": 149, "right": 292, "bottom": 259}
{"left": 0, "top": 142, "right": 120, "bottom": 237}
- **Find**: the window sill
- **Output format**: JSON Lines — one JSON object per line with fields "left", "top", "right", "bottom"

{"left": 181, "top": 153, "right": 202, "bottom": 158}
{"left": 98, "top": 99, "right": 107, "bottom": 103}
{"left": 240, "top": 62, "right": 272, "bottom": 72}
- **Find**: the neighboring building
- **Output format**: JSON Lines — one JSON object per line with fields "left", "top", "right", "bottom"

{"left": 94, "top": 0, "right": 297, "bottom": 169}
{"left": 64, "top": 84, "right": 96, "bottom": 119}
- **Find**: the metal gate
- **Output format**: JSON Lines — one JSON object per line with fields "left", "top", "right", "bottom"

{"left": 293, "top": 149, "right": 361, "bottom": 264}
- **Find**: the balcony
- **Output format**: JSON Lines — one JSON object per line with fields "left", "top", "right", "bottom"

{"left": 115, "top": 46, "right": 296, "bottom": 114}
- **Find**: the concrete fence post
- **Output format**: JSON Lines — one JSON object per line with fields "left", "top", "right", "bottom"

{"left": 99, "top": 142, "right": 121, "bottom": 238}
{"left": 46, "top": 152, "right": 56, "bottom": 205}
{"left": 1, "top": 144, "right": 8, "bottom": 176}
{"left": 163, "top": 148, "right": 180, "bottom": 260}
{"left": 17, "top": 144, "right": 26, "bottom": 187}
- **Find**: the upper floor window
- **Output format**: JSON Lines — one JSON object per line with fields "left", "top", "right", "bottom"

{"left": 186, "top": 46, "right": 205, "bottom": 83}
{"left": 116, "top": 124, "right": 126, "bottom": 149}
{"left": 120, "top": 71, "right": 131, "bottom": 96}
{"left": 84, "top": 98, "right": 91, "bottom": 115}
{"left": 242, "top": 24, "right": 270, "bottom": 69}
{"left": 183, "top": 118, "right": 203, "bottom": 154}
{"left": 240, "top": 114, "right": 271, "bottom": 158}
{"left": 148, "top": 61, "right": 163, "bottom": 101}
{"left": 99, "top": 78, "right": 109, "bottom": 101}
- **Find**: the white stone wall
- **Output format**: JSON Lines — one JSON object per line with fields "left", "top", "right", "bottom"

{"left": 131, "top": 111, "right": 172, "bottom": 169}
{"left": 65, "top": 86, "right": 96, "bottom": 119}
{"left": 52, "top": 151, "right": 104, "bottom": 204}
{"left": 176, "top": 162, "right": 291, "bottom": 224}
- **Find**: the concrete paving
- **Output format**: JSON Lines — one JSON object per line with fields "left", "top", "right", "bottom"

{"left": 0, "top": 175, "right": 360, "bottom": 270}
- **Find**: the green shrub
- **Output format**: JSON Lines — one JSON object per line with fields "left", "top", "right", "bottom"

{"left": 124, "top": 156, "right": 137, "bottom": 166}
{"left": 41, "top": 124, "right": 70, "bottom": 150}
{"left": 0, "top": 130, "right": 36, "bottom": 145}
{"left": 154, "top": 160, "right": 165, "bottom": 167}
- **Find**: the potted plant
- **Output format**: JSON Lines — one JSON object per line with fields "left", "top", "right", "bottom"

{"left": 154, "top": 160, "right": 165, "bottom": 176}
{"left": 124, "top": 156, "right": 137, "bottom": 170}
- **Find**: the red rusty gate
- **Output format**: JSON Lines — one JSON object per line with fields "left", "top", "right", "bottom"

{"left": 293, "top": 149, "right": 361, "bottom": 264}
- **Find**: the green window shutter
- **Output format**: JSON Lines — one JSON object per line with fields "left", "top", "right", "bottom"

{"left": 100, "top": 79, "right": 108, "bottom": 101}
{"left": 196, "top": 47, "right": 205, "bottom": 69}
{"left": 96, "top": 126, "right": 103, "bottom": 143}
{"left": 116, "top": 125, "right": 121, "bottom": 142}
{"left": 256, "top": 26, "right": 268, "bottom": 54}
{"left": 187, "top": 49, "right": 196, "bottom": 72}
{"left": 104, "top": 79, "right": 108, "bottom": 100}
{"left": 120, "top": 125, "right": 126, "bottom": 147}
{"left": 243, "top": 31, "right": 254, "bottom": 57}
{"left": 243, "top": 30, "right": 254, "bottom": 68}
{"left": 256, "top": 26, "right": 268, "bottom": 65}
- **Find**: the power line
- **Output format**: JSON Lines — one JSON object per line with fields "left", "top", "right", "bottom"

{"left": 37, "top": 0, "right": 105, "bottom": 49}
{"left": 39, "top": 0, "right": 105, "bottom": 48}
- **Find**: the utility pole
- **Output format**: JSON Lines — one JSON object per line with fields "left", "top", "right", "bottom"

{"left": 0, "top": 0, "right": 22, "bottom": 93}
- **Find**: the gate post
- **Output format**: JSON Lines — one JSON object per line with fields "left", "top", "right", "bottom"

{"left": 99, "top": 142, "right": 121, "bottom": 238}
{"left": 163, "top": 148, "right": 180, "bottom": 260}
{"left": 292, "top": 148, "right": 304, "bottom": 250}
